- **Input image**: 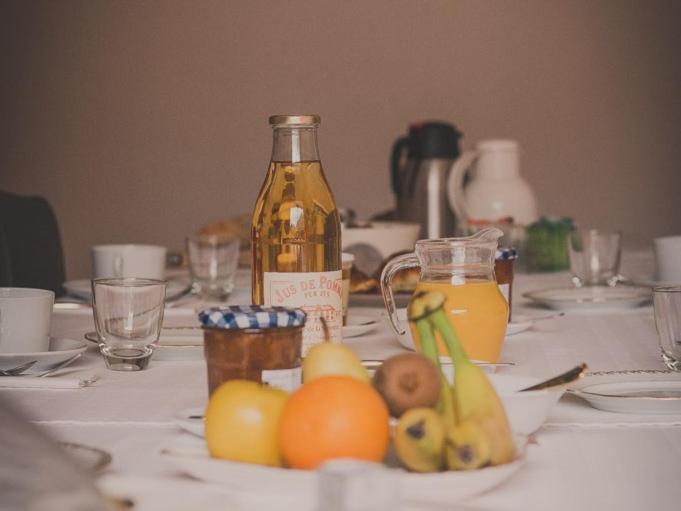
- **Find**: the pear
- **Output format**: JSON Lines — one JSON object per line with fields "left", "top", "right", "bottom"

{"left": 303, "top": 343, "right": 369, "bottom": 384}
{"left": 394, "top": 407, "right": 445, "bottom": 473}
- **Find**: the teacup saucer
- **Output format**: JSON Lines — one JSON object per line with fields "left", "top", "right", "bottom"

{"left": 0, "top": 338, "right": 87, "bottom": 372}
{"left": 84, "top": 331, "right": 204, "bottom": 361}
{"left": 342, "top": 315, "right": 379, "bottom": 338}
{"left": 523, "top": 285, "right": 651, "bottom": 312}
{"left": 63, "top": 279, "right": 190, "bottom": 303}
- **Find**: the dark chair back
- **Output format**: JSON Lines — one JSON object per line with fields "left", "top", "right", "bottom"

{"left": 0, "top": 190, "right": 66, "bottom": 296}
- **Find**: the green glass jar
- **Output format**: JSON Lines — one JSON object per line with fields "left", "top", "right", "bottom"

{"left": 525, "top": 217, "right": 574, "bottom": 272}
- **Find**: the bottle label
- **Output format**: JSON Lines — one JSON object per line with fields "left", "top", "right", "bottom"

{"left": 261, "top": 367, "right": 302, "bottom": 393}
{"left": 263, "top": 270, "right": 343, "bottom": 353}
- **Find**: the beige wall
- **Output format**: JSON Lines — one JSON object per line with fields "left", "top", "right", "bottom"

{"left": 2, "top": 0, "right": 680, "bottom": 279}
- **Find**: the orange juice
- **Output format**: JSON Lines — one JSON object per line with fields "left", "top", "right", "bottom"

{"left": 408, "top": 280, "right": 508, "bottom": 362}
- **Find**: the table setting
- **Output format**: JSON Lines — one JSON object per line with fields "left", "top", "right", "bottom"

{"left": 2, "top": 115, "right": 681, "bottom": 511}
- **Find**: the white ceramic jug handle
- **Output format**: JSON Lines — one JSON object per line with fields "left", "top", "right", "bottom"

{"left": 447, "top": 150, "right": 478, "bottom": 223}
{"left": 380, "top": 252, "right": 420, "bottom": 336}
{"left": 113, "top": 255, "right": 123, "bottom": 278}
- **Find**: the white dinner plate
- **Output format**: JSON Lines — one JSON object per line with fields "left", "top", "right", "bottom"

{"left": 0, "top": 337, "right": 87, "bottom": 372}
{"left": 63, "top": 279, "right": 190, "bottom": 303}
{"left": 161, "top": 433, "right": 529, "bottom": 509}
{"left": 174, "top": 374, "right": 558, "bottom": 438}
{"left": 567, "top": 370, "right": 681, "bottom": 414}
{"left": 522, "top": 285, "right": 651, "bottom": 312}
{"left": 342, "top": 315, "right": 379, "bottom": 338}
{"left": 84, "top": 331, "right": 204, "bottom": 361}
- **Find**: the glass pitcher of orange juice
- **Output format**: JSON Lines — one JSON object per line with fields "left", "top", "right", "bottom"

{"left": 381, "top": 227, "right": 508, "bottom": 362}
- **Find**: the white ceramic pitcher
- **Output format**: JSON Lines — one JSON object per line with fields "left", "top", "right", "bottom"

{"left": 447, "top": 139, "right": 538, "bottom": 226}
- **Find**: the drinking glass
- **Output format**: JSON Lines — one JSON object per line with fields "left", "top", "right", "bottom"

{"left": 568, "top": 229, "right": 622, "bottom": 287}
{"left": 186, "top": 235, "right": 240, "bottom": 300}
{"left": 92, "top": 278, "right": 166, "bottom": 371}
{"left": 653, "top": 286, "right": 681, "bottom": 371}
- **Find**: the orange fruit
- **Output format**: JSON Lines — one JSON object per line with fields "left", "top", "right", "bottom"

{"left": 278, "top": 375, "right": 390, "bottom": 470}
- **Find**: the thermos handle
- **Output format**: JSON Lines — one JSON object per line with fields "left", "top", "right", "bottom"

{"left": 447, "top": 150, "right": 478, "bottom": 223}
{"left": 390, "top": 137, "right": 409, "bottom": 196}
{"left": 380, "top": 252, "right": 420, "bottom": 336}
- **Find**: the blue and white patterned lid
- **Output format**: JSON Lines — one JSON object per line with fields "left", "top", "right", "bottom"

{"left": 496, "top": 247, "right": 518, "bottom": 261}
{"left": 199, "top": 305, "right": 306, "bottom": 330}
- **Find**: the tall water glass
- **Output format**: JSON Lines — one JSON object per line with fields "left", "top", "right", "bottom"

{"left": 187, "top": 235, "right": 240, "bottom": 300}
{"left": 653, "top": 286, "right": 681, "bottom": 371}
{"left": 568, "top": 229, "right": 622, "bottom": 287}
{"left": 92, "top": 278, "right": 166, "bottom": 371}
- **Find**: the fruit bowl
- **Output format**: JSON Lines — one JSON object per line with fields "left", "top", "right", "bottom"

{"left": 161, "top": 433, "right": 530, "bottom": 509}
{"left": 489, "top": 374, "right": 564, "bottom": 435}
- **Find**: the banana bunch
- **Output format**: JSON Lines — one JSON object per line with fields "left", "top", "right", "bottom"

{"left": 394, "top": 291, "right": 515, "bottom": 472}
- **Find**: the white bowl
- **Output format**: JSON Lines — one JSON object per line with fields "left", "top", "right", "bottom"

{"left": 342, "top": 221, "right": 420, "bottom": 276}
{"left": 490, "top": 373, "right": 563, "bottom": 435}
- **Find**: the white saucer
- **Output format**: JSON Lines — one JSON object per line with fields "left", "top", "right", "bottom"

{"left": 632, "top": 277, "right": 681, "bottom": 288}
{"left": 63, "top": 279, "right": 190, "bottom": 303}
{"left": 523, "top": 285, "right": 651, "bottom": 312}
{"left": 342, "top": 315, "right": 379, "bottom": 338}
{"left": 0, "top": 338, "right": 87, "bottom": 372}
{"left": 568, "top": 370, "right": 681, "bottom": 414}
{"left": 84, "top": 331, "right": 204, "bottom": 361}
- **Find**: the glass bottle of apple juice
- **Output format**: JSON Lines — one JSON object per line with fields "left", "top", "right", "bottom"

{"left": 251, "top": 115, "right": 342, "bottom": 354}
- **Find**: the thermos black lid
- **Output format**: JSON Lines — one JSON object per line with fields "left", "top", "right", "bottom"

{"left": 408, "top": 121, "right": 461, "bottom": 159}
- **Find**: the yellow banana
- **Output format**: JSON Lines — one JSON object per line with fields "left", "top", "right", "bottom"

{"left": 429, "top": 302, "right": 515, "bottom": 465}
{"left": 445, "top": 419, "right": 491, "bottom": 470}
{"left": 394, "top": 407, "right": 445, "bottom": 473}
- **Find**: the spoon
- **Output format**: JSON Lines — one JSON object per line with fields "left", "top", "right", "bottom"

{"left": 519, "top": 363, "right": 588, "bottom": 392}
{"left": 0, "top": 360, "right": 38, "bottom": 376}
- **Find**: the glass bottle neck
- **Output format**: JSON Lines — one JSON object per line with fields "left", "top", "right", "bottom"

{"left": 271, "top": 126, "right": 320, "bottom": 163}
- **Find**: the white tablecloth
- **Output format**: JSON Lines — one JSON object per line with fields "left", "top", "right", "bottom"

{"left": 3, "top": 259, "right": 681, "bottom": 510}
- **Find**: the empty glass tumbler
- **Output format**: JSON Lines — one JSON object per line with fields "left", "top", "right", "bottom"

{"left": 92, "top": 278, "right": 166, "bottom": 371}
{"left": 187, "top": 235, "right": 240, "bottom": 300}
{"left": 568, "top": 229, "right": 622, "bottom": 287}
{"left": 653, "top": 286, "right": 681, "bottom": 371}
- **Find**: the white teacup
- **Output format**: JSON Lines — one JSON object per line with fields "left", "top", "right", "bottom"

{"left": 654, "top": 235, "right": 681, "bottom": 283}
{"left": 0, "top": 288, "right": 54, "bottom": 353}
{"left": 92, "top": 244, "right": 167, "bottom": 280}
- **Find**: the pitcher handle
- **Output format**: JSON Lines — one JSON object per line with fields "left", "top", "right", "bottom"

{"left": 380, "top": 252, "right": 420, "bottom": 336}
{"left": 446, "top": 150, "right": 478, "bottom": 223}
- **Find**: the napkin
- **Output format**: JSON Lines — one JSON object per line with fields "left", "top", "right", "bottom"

{"left": 0, "top": 374, "right": 98, "bottom": 389}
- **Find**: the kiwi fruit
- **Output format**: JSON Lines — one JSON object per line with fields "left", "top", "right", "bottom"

{"left": 372, "top": 353, "right": 440, "bottom": 417}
